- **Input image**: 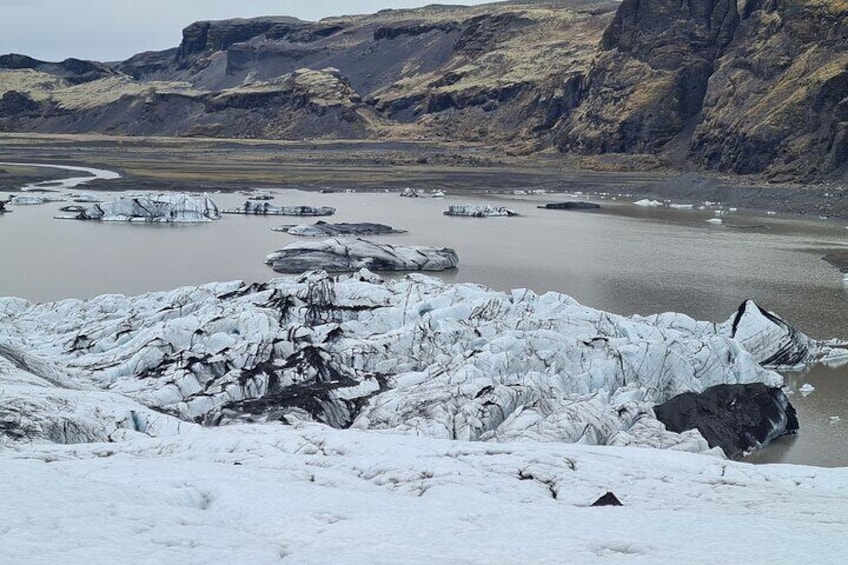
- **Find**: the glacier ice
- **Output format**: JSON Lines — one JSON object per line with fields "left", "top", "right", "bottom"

{"left": 266, "top": 238, "right": 459, "bottom": 273}
{"left": 68, "top": 193, "right": 220, "bottom": 222}
{"left": 2, "top": 271, "right": 841, "bottom": 455}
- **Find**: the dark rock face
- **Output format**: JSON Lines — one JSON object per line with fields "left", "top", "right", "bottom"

{"left": 539, "top": 201, "right": 600, "bottom": 210}
{"left": 0, "top": 2, "right": 617, "bottom": 146}
{"left": 689, "top": 0, "right": 848, "bottom": 178}
{"left": 654, "top": 383, "right": 799, "bottom": 459}
{"left": 178, "top": 17, "right": 305, "bottom": 61}
{"left": 0, "top": 54, "right": 114, "bottom": 84}
{"left": 2, "top": 0, "right": 846, "bottom": 180}
{"left": 557, "top": 0, "right": 848, "bottom": 179}
{"left": 560, "top": 0, "right": 739, "bottom": 153}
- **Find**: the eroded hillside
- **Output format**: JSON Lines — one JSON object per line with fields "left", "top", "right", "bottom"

{"left": 0, "top": 1, "right": 616, "bottom": 146}
{"left": 1, "top": 0, "right": 847, "bottom": 181}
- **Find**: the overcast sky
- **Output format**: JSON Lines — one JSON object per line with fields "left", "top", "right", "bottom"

{"left": 0, "top": 1, "right": 491, "bottom": 62}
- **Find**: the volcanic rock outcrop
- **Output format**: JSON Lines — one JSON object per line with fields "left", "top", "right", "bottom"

{"left": 1, "top": 0, "right": 846, "bottom": 180}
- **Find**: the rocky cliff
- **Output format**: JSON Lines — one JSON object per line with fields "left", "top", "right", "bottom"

{"left": 0, "top": 1, "right": 615, "bottom": 144}
{"left": 556, "top": 0, "right": 848, "bottom": 179}
{"left": 0, "top": 0, "right": 846, "bottom": 181}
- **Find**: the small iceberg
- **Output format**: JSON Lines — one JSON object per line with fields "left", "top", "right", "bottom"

{"left": 444, "top": 204, "right": 519, "bottom": 217}
{"left": 9, "top": 194, "right": 65, "bottom": 205}
{"left": 266, "top": 237, "right": 459, "bottom": 273}
{"left": 223, "top": 202, "right": 335, "bottom": 216}
{"left": 399, "top": 187, "right": 422, "bottom": 198}
{"left": 634, "top": 199, "right": 663, "bottom": 207}
{"left": 64, "top": 193, "right": 220, "bottom": 222}
{"left": 272, "top": 221, "right": 406, "bottom": 237}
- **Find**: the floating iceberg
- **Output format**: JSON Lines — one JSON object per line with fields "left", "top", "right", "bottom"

{"left": 273, "top": 221, "right": 406, "bottom": 237}
{"left": 67, "top": 193, "right": 220, "bottom": 222}
{"left": 444, "top": 204, "right": 519, "bottom": 217}
{"left": 265, "top": 238, "right": 458, "bottom": 273}
{"left": 223, "top": 202, "right": 335, "bottom": 216}
{"left": 9, "top": 194, "right": 64, "bottom": 206}
{"left": 634, "top": 199, "right": 663, "bottom": 207}
{"left": 399, "top": 187, "right": 422, "bottom": 198}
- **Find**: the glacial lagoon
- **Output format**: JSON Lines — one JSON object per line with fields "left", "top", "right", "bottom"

{"left": 1, "top": 181, "right": 847, "bottom": 466}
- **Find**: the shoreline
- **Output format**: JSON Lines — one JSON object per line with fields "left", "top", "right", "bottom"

{"left": 0, "top": 135, "right": 846, "bottom": 221}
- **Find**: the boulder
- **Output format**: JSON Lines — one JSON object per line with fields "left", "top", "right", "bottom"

{"left": 539, "top": 202, "right": 600, "bottom": 210}
{"left": 654, "top": 383, "right": 799, "bottom": 459}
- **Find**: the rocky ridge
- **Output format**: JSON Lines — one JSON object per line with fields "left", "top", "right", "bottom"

{"left": 0, "top": 0, "right": 847, "bottom": 181}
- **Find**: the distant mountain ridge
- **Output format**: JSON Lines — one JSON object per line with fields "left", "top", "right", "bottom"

{"left": 0, "top": 0, "right": 846, "bottom": 181}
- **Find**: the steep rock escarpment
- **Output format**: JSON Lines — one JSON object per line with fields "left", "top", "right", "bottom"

{"left": 1, "top": 0, "right": 847, "bottom": 180}
{"left": 689, "top": 0, "right": 848, "bottom": 178}
{"left": 558, "top": 0, "right": 740, "bottom": 153}
{"left": 0, "top": 1, "right": 617, "bottom": 144}
{"left": 558, "top": 0, "right": 848, "bottom": 179}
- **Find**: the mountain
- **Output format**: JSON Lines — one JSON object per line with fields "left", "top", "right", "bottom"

{"left": 0, "top": 0, "right": 846, "bottom": 181}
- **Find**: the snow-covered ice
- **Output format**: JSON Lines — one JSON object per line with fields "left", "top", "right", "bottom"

{"left": 2, "top": 272, "right": 841, "bottom": 451}
{"left": 3, "top": 423, "right": 848, "bottom": 564}
{"left": 2, "top": 272, "right": 848, "bottom": 563}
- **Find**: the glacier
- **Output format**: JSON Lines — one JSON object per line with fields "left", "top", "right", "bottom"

{"left": 1, "top": 271, "right": 842, "bottom": 452}
{"left": 3, "top": 271, "right": 848, "bottom": 564}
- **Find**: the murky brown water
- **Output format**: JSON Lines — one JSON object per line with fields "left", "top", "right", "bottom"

{"left": 1, "top": 185, "right": 847, "bottom": 466}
